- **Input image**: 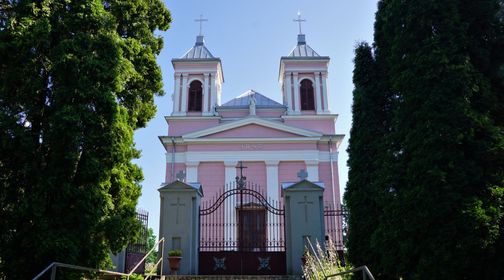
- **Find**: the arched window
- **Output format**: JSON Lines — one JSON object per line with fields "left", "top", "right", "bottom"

{"left": 188, "top": 80, "right": 203, "bottom": 112}
{"left": 300, "top": 79, "right": 315, "bottom": 110}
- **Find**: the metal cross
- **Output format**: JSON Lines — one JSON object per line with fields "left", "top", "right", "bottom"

{"left": 170, "top": 197, "right": 186, "bottom": 224}
{"left": 297, "top": 169, "right": 308, "bottom": 181}
{"left": 293, "top": 11, "right": 306, "bottom": 34}
{"left": 298, "top": 196, "right": 313, "bottom": 222}
{"left": 195, "top": 14, "right": 208, "bottom": 36}
{"left": 235, "top": 161, "right": 247, "bottom": 188}
{"left": 176, "top": 170, "right": 186, "bottom": 182}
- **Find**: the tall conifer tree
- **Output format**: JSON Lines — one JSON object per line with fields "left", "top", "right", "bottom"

{"left": 0, "top": 1, "right": 170, "bottom": 278}
{"left": 345, "top": 43, "right": 394, "bottom": 279}
{"left": 347, "top": 1, "right": 504, "bottom": 279}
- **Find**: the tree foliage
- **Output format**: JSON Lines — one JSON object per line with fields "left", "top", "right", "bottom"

{"left": 346, "top": 1, "right": 504, "bottom": 279}
{"left": 0, "top": 0, "right": 170, "bottom": 279}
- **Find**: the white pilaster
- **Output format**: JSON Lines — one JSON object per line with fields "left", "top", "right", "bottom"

{"left": 293, "top": 72, "right": 300, "bottom": 114}
{"left": 180, "top": 74, "right": 189, "bottom": 115}
{"left": 224, "top": 161, "right": 237, "bottom": 248}
{"left": 265, "top": 160, "right": 280, "bottom": 251}
{"left": 186, "top": 161, "right": 199, "bottom": 182}
{"left": 315, "top": 72, "right": 323, "bottom": 114}
{"left": 285, "top": 73, "right": 293, "bottom": 114}
{"left": 265, "top": 160, "right": 280, "bottom": 202}
{"left": 173, "top": 74, "right": 181, "bottom": 115}
{"left": 322, "top": 72, "right": 329, "bottom": 113}
{"left": 305, "top": 160, "right": 319, "bottom": 181}
{"left": 202, "top": 73, "right": 210, "bottom": 115}
{"left": 210, "top": 73, "right": 218, "bottom": 111}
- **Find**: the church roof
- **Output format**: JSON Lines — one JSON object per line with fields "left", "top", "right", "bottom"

{"left": 219, "top": 90, "right": 285, "bottom": 108}
{"left": 287, "top": 34, "right": 320, "bottom": 57}
{"left": 179, "top": 35, "right": 216, "bottom": 60}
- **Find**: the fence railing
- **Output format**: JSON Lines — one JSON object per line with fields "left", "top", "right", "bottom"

{"left": 32, "top": 237, "right": 165, "bottom": 280}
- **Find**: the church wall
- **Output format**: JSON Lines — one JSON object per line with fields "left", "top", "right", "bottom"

{"left": 241, "top": 161, "right": 267, "bottom": 195}
{"left": 318, "top": 162, "right": 341, "bottom": 206}
{"left": 278, "top": 161, "right": 306, "bottom": 197}
{"left": 206, "top": 124, "right": 300, "bottom": 138}
{"left": 283, "top": 119, "right": 335, "bottom": 134}
{"left": 167, "top": 119, "right": 220, "bottom": 135}
{"left": 198, "top": 161, "right": 225, "bottom": 203}
{"left": 165, "top": 163, "right": 186, "bottom": 183}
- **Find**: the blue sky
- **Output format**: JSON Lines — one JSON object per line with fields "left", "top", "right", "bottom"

{"left": 134, "top": 0, "right": 378, "bottom": 235}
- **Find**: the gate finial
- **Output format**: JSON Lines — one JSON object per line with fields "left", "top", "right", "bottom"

{"left": 235, "top": 161, "right": 247, "bottom": 188}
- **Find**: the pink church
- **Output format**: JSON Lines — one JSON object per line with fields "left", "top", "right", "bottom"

{"left": 159, "top": 28, "right": 345, "bottom": 268}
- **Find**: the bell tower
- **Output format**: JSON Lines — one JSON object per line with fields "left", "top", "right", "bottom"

{"left": 279, "top": 13, "right": 330, "bottom": 115}
{"left": 172, "top": 17, "right": 223, "bottom": 116}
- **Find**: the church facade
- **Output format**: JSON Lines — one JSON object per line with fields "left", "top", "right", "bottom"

{"left": 158, "top": 27, "right": 345, "bottom": 275}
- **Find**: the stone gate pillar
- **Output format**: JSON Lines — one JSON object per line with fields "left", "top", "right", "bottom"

{"left": 283, "top": 179, "right": 325, "bottom": 275}
{"left": 158, "top": 181, "right": 203, "bottom": 275}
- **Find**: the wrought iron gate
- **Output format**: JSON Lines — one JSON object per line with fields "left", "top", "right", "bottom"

{"left": 199, "top": 181, "right": 286, "bottom": 275}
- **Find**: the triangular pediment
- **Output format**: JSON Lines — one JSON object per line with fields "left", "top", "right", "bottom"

{"left": 182, "top": 117, "right": 322, "bottom": 139}
{"left": 158, "top": 180, "right": 203, "bottom": 196}
{"left": 282, "top": 180, "right": 325, "bottom": 191}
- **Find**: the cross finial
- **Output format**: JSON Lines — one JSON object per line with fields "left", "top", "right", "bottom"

{"left": 293, "top": 11, "right": 306, "bottom": 34}
{"left": 297, "top": 169, "right": 308, "bottom": 181}
{"left": 176, "top": 170, "right": 186, "bottom": 182}
{"left": 195, "top": 14, "right": 208, "bottom": 36}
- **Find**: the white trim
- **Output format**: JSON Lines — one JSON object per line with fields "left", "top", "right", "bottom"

{"left": 165, "top": 116, "right": 221, "bottom": 121}
{"left": 281, "top": 114, "right": 338, "bottom": 120}
{"left": 182, "top": 117, "right": 322, "bottom": 139}
{"left": 159, "top": 134, "right": 344, "bottom": 148}
{"left": 166, "top": 150, "right": 339, "bottom": 163}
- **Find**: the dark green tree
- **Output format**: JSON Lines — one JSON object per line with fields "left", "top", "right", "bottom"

{"left": 0, "top": 1, "right": 170, "bottom": 279}
{"left": 347, "top": 1, "right": 504, "bottom": 279}
{"left": 345, "top": 42, "right": 395, "bottom": 279}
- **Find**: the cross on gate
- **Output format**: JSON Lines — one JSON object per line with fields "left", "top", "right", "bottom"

{"left": 293, "top": 11, "right": 306, "bottom": 34}
{"left": 297, "top": 169, "right": 308, "bottom": 181}
{"left": 170, "top": 197, "right": 186, "bottom": 224}
{"left": 195, "top": 14, "right": 208, "bottom": 36}
{"left": 176, "top": 170, "right": 186, "bottom": 182}
{"left": 235, "top": 161, "right": 247, "bottom": 188}
{"left": 298, "top": 196, "right": 313, "bottom": 222}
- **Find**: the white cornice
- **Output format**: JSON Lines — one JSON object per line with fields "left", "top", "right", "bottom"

{"left": 166, "top": 150, "right": 339, "bottom": 163}
{"left": 181, "top": 117, "right": 323, "bottom": 139}
{"left": 165, "top": 116, "right": 221, "bottom": 122}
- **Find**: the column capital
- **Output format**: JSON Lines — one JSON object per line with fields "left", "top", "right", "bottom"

{"left": 265, "top": 160, "right": 280, "bottom": 166}
{"left": 305, "top": 160, "right": 319, "bottom": 166}
{"left": 181, "top": 73, "right": 189, "bottom": 78}
{"left": 203, "top": 73, "right": 210, "bottom": 77}
{"left": 224, "top": 161, "right": 237, "bottom": 167}
{"left": 186, "top": 161, "right": 200, "bottom": 167}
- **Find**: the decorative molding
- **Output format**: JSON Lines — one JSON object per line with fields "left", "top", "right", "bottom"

{"left": 181, "top": 117, "right": 322, "bottom": 139}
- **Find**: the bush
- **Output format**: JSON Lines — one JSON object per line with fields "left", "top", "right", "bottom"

{"left": 302, "top": 239, "right": 352, "bottom": 280}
